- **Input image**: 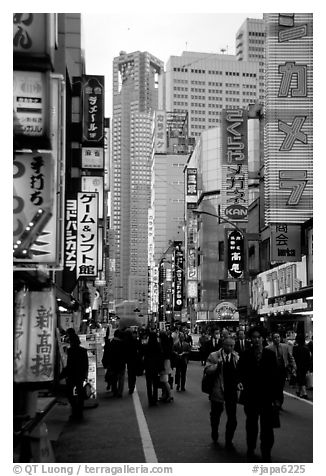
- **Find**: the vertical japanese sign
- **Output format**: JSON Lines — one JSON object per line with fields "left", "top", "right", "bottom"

{"left": 221, "top": 109, "right": 248, "bottom": 222}
{"left": 155, "top": 110, "right": 167, "bottom": 153}
{"left": 270, "top": 224, "right": 301, "bottom": 262}
{"left": 14, "top": 288, "right": 56, "bottom": 383}
{"left": 77, "top": 192, "right": 98, "bottom": 278}
{"left": 173, "top": 242, "right": 184, "bottom": 311}
{"left": 104, "top": 118, "right": 110, "bottom": 191}
{"left": 13, "top": 152, "right": 54, "bottom": 261}
{"left": 82, "top": 75, "right": 104, "bottom": 143}
{"left": 186, "top": 168, "right": 198, "bottom": 197}
{"left": 264, "top": 13, "right": 313, "bottom": 224}
{"left": 64, "top": 199, "right": 77, "bottom": 277}
{"left": 225, "top": 229, "right": 245, "bottom": 280}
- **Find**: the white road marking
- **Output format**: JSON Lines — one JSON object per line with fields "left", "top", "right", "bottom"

{"left": 132, "top": 387, "right": 158, "bottom": 463}
{"left": 284, "top": 391, "right": 313, "bottom": 406}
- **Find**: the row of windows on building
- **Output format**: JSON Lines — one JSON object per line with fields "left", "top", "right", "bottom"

{"left": 173, "top": 67, "right": 257, "bottom": 78}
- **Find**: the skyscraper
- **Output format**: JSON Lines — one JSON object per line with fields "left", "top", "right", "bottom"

{"left": 111, "top": 51, "right": 163, "bottom": 311}
{"left": 162, "top": 51, "right": 261, "bottom": 140}
{"left": 236, "top": 18, "right": 266, "bottom": 102}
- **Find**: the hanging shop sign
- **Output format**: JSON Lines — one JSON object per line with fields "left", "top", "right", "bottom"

{"left": 81, "top": 176, "right": 104, "bottom": 219}
{"left": 13, "top": 151, "right": 55, "bottom": 261}
{"left": 13, "top": 13, "right": 55, "bottom": 63}
{"left": 13, "top": 70, "right": 49, "bottom": 140}
{"left": 270, "top": 223, "right": 301, "bottom": 262}
{"left": 186, "top": 168, "right": 198, "bottom": 199}
{"left": 213, "top": 301, "right": 239, "bottom": 321}
{"left": 264, "top": 13, "right": 313, "bottom": 224}
{"left": 155, "top": 110, "right": 167, "bottom": 154}
{"left": 225, "top": 229, "right": 245, "bottom": 280}
{"left": 14, "top": 288, "right": 57, "bottom": 383}
{"left": 174, "top": 242, "right": 184, "bottom": 311}
{"left": 82, "top": 75, "right": 104, "bottom": 144}
{"left": 187, "top": 280, "right": 197, "bottom": 299}
{"left": 64, "top": 198, "right": 77, "bottom": 276}
{"left": 77, "top": 192, "right": 98, "bottom": 278}
{"left": 81, "top": 147, "right": 104, "bottom": 169}
{"left": 221, "top": 109, "right": 248, "bottom": 222}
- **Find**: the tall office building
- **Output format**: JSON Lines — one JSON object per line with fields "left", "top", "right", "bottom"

{"left": 162, "top": 51, "right": 261, "bottom": 140}
{"left": 111, "top": 51, "right": 163, "bottom": 311}
{"left": 236, "top": 18, "right": 266, "bottom": 103}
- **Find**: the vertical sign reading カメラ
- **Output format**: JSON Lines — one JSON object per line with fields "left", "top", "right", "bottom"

{"left": 264, "top": 13, "right": 313, "bottom": 224}
{"left": 221, "top": 109, "right": 248, "bottom": 222}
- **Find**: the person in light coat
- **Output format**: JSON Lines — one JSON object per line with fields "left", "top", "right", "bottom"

{"left": 205, "top": 337, "right": 240, "bottom": 449}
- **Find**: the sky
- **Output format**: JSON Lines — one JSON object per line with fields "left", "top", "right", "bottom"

{"left": 81, "top": 12, "right": 263, "bottom": 116}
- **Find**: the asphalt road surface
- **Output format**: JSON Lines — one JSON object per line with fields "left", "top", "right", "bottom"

{"left": 51, "top": 361, "right": 313, "bottom": 464}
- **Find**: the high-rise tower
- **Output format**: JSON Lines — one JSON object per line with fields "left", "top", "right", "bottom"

{"left": 111, "top": 51, "right": 163, "bottom": 311}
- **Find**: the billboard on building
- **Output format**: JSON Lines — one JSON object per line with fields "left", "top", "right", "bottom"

{"left": 186, "top": 168, "right": 198, "bottom": 197}
{"left": 173, "top": 241, "right": 184, "bottom": 311}
{"left": 221, "top": 109, "right": 248, "bottom": 222}
{"left": 264, "top": 13, "right": 313, "bottom": 224}
{"left": 82, "top": 75, "right": 104, "bottom": 144}
{"left": 270, "top": 223, "right": 301, "bottom": 262}
{"left": 154, "top": 111, "right": 167, "bottom": 153}
{"left": 104, "top": 119, "right": 110, "bottom": 191}
{"left": 77, "top": 192, "right": 98, "bottom": 278}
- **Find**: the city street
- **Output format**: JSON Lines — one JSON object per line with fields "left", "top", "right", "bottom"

{"left": 50, "top": 362, "right": 313, "bottom": 464}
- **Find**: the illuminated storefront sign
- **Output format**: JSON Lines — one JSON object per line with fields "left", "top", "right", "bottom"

{"left": 77, "top": 192, "right": 98, "bottom": 278}
{"left": 221, "top": 109, "right": 248, "bottom": 222}
{"left": 225, "top": 229, "right": 245, "bottom": 280}
{"left": 264, "top": 13, "right": 313, "bottom": 223}
{"left": 174, "top": 242, "right": 184, "bottom": 311}
{"left": 213, "top": 301, "right": 239, "bottom": 321}
{"left": 251, "top": 258, "right": 308, "bottom": 314}
{"left": 155, "top": 111, "right": 167, "bottom": 153}
{"left": 186, "top": 168, "right": 198, "bottom": 196}
{"left": 270, "top": 223, "right": 301, "bottom": 262}
{"left": 64, "top": 199, "right": 77, "bottom": 273}
{"left": 13, "top": 13, "right": 55, "bottom": 62}
{"left": 14, "top": 288, "right": 56, "bottom": 383}
{"left": 82, "top": 75, "right": 104, "bottom": 143}
{"left": 13, "top": 152, "right": 55, "bottom": 261}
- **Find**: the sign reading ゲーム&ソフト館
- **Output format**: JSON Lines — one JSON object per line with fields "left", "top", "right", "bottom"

{"left": 264, "top": 13, "right": 313, "bottom": 224}
{"left": 77, "top": 192, "right": 98, "bottom": 278}
{"left": 221, "top": 109, "right": 248, "bottom": 222}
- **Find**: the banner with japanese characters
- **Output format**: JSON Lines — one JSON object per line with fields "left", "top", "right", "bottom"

{"left": 13, "top": 151, "right": 55, "bottom": 263}
{"left": 77, "top": 192, "right": 98, "bottom": 278}
{"left": 264, "top": 13, "right": 313, "bottom": 224}
{"left": 224, "top": 229, "right": 246, "bottom": 280}
{"left": 82, "top": 75, "right": 104, "bottom": 144}
{"left": 154, "top": 110, "right": 167, "bottom": 154}
{"left": 270, "top": 223, "right": 301, "bottom": 262}
{"left": 14, "top": 288, "right": 57, "bottom": 383}
{"left": 221, "top": 109, "right": 248, "bottom": 222}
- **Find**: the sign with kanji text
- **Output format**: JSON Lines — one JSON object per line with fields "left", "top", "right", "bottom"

{"left": 82, "top": 75, "right": 104, "bottom": 143}
{"left": 186, "top": 168, "right": 198, "bottom": 196}
{"left": 225, "top": 229, "right": 245, "bottom": 280}
{"left": 270, "top": 223, "right": 301, "bottom": 262}
{"left": 81, "top": 147, "right": 104, "bottom": 169}
{"left": 77, "top": 192, "right": 98, "bottom": 278}
{"left": 155, "top": 110, "right": 167, "bottom": 153}
{"left": 14, "top": 288, "right": 57, "bottom": 383}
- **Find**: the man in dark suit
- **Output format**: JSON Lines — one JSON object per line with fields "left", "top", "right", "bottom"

{"left": 266, "top": 332, "right": 296, "bottom": 408}
{"left": 205, "top": 337, "right": 240, "bottom": 450}
{"left": 238, "top": 326, "right": 279, "bottom": 462}
{"left": 207, "top": 329, "right": 223, "bottom": 354}
{"left": 234, "top": 329, "right": 250, "bottom": 356}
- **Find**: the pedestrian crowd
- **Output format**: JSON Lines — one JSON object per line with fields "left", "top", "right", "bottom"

{"left": 59, "top": 324, "right": 312, "bottom": 464}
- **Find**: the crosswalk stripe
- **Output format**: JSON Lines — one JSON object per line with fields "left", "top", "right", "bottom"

{"left": 132, "top": 387, "right": 158, "bottom": 463}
